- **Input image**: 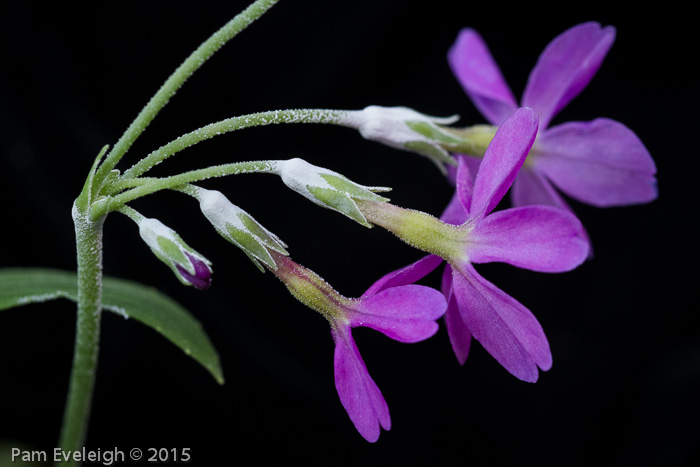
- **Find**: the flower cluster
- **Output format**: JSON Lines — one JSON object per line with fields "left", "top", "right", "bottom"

{"left": 114, "top": 18, "right": 655, "bottom": 443}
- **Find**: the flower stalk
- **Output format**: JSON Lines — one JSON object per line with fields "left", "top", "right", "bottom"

{"left": 121, "top": 109, "right": 344, "bottom": 181}
{"left": 105, "top": 160, "right": 280, "bottom": 213}
{"left": 54, "top": 2, "right": 287, "bottom": 462}
{"left": 93, "top": 0, "right": 282, "bottom": 188}
{"left": 57, "top": 202, "right": 105, "bottom": 466}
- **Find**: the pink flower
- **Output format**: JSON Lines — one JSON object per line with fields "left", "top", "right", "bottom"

{"left": 363, "top": 108, "right": 589, "bottom": 382}
{"left": 447, "top": 22, "right": 657, "bottom": 212}
{"left": 270, "top": 253, "right": 446, "bottom": 442}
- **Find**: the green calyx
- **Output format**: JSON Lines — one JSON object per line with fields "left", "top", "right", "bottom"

{"left": 308, "top": 173, "right": 390, "bottom": 227}
{"left": 403, "top": 120, "right": 463, "bottom": 167}
{"left": 155, "top": 236, "right": 195, "bottom": 283}
{"left": 132, "top": 214, "right": 212, "bottom": 287}
{"left": 224, "top": 213, "right": 288, "bottom": 273}
{"left": 157, "top": 237, "right": 189, "bottom": 268}
{"left": 322, "top": 173, "right": 390, "bottom": 201}
{"left": 441, "top": 124, "right": 498, "bottom": 158}
{"left": 405, "top": 120, "right": 464, "bottom": 145}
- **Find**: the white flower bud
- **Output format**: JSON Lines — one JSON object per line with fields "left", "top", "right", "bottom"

{"left": 271, "top": 158, "right": 390, "bottom": 227}
{"left": 194, "top": 188, "right": 287, "bottom": 272}
{"left": 340, "top": 106, "right": 460, "bottom": 168}
{"left": 137, "top": 217, "right": 213, "bottom": 289}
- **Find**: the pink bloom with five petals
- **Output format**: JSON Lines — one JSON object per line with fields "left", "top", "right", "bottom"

{"left": 364, "top": 108, "right": 589, "bottom": 382}
{"left": 447, "top": 22, "right": 657, "bottom": 213}
{"left": 270, "top": 252, "right": 446, "bottom": 442}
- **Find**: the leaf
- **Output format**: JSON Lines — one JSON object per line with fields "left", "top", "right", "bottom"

{"left": 0, "top": 268, "right": 224, "bottom": 384}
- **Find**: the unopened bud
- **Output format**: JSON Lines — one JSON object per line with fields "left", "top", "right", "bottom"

{"left": 340, "top": 106, "right": 460, "bottom": 168}
{"left": 272, "top": 158, "right": 390, "bottom": 227}
{"left": 194, "top": 187, "right": 288, "bottom": 272}
{"left": 137, "top": 217, "right": 213, "bottom": 290}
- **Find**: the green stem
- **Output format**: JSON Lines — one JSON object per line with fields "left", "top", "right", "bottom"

{"left": 121, "top": 109, "right": 345, "bottom": 180}
{"left": 100, "top": 160, "right": 278, "bottom": 216}
{"left": 57, "top": 203, "right": 105, "bottom": 466}
{"left": 94, "top": 0, "right": 282, "bottom": 188}
{"left": 114, "top": 204, "right": 145, "bottom": 222}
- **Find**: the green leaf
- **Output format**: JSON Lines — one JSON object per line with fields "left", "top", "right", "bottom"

{"left": 0, "top": 268, "right": 224, "bottom": 384}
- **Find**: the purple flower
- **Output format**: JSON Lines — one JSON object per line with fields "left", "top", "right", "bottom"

{"left": 363, "top": 108, "right": 589, "bottom": 382}
{"left": 269, "top": 252, "right": 446, "bottom": 442}
{"left": 447, "top": 22, "right": 657, "bottom": 213}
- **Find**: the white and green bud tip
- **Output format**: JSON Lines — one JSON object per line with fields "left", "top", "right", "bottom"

{"left": 339, "top": 106, "right": 461, "bottom": 168}
{"left": 137, "top": 217, "right": 213, "bottom": 290}
{"left": 193, "top": 187, "right": 288, "bottom": 272}
{"left": 271, "top": 158, "right": 390, "bottom": 228}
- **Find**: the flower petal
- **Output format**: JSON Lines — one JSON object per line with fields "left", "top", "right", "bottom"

{"left": 511, "top": 165, "right": 568, "bottom": 208}
{"left": 362, "top": 254, "right": 443, "bottom": 296}
{"left": 535, "top": 118, "right": 658, "bottom": 207}
{"left": 441, "top": 265, "right": 471, "bottom": 365}
{"left": 352, "top": 285, "right": 446, "bottom": 343}
{"left": 470, "top": 108, "right": 539, "bottom": 218}
{"left": 451, "top": 265, "right": 552, "bottom": 382}
{"left": 451, "top": 155, "right": 476, "bottom": 219}
{"left": 440, "top": 190, "right": 467, "bottom": 226}
{"left": 175, "top": 252, "right": 213, "bottom": 290}
{"left": 510, "top": 170, "right": 595, "bottom": 258}
{"left": 446, "top": 154, "right": 481, "bottom": 188}
{"left": 468, "top": 205, "right": 589, "bottom": 272}
{"left": 442, "top": 155, "right": 479, "bottom": 227}
{"left": 333, "top": 324, "right": 390, "bottom": 442}
{"left": 448, "top": 28, "right": 518, "bottom": 125}
{"left": 522, "top": 22, "right": 616, "bottom": 130}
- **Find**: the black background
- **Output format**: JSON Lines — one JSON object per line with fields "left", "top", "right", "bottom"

{"left": 0, "top": 1, "right": 695, "bottom": 466}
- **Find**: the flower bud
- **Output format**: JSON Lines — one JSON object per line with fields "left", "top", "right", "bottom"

{"left": 339, "top": 106, "right": 461, "bottom": 168}
{"left": 194, "top": 187, "right": 288, "bottom": 272}
{"left": 137, "top": 217, "right": 213, "bottom": 290}
{"left": 272, "top": 158, "right": 390, "bottom": 227}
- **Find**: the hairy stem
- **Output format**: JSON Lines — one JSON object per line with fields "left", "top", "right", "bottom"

{"left": 57, "top": 204, "right": 105, "bottom": 466}
{"left": 94, "top": 0, "right": 282, "bottom": 187}
{"left": 102, "top": 160, "right": 279, "bottom": 215}
{"left": 122, "top": 109, "right": 345, "bottom": 180}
